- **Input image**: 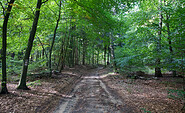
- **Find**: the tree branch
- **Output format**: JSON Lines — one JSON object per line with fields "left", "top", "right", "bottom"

{"left": 54, "top": 0, "right": 59, "bottom": 7}
{"left": 36, "top": 36, "right": 48, "bottom": 59}
{"left": 0, "top": 2, "right": 5, "bottom": 15}
{"left": 41, "top": 0, "right": 48, "bottom": 4}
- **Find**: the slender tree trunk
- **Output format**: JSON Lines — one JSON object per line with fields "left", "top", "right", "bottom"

{"left": 71, "top": 25, "right": 76, "bottom": 67}
{"left": 57, "top": 19, "right": 67, "bottom": 70}
{"left": 110, "top": 33, "right": 117, "bottom": 71}
{"left": 69, "top": 32, "right": 75, "bottom": 67}
{"left": 59, "top": 18, "right": 72, "bottom": 72}
{"left": 57, "top": 45, "right": 64, "bottom": 70}
{"left": 1, "top": 0, "right": 15, "bottom": 94}
{"left": 92, "top": 45, "right": 94, "bottom": 65}
{"left": 155, "top": 0, "right": 163, "bottom": 77}
{"left": 180, "top": 54, "right": 185, "bottom": 112}
{"left": 97, "top": 49, "right": 99, "bottom": 64}
{"left": 72, "top": 37, "right": 76, "bottom": 66}
{"left": 36, "top": 49, "right": 39, "bottom": 61}
{"left": 75, "top": 38, "right": 79, "bottom": 65}
{"left": 166, "top": 14, "right": 176, "bottom": 76}
{"left": 88, "top": 53, "right": 91, "bottom": 65}
{"left": 82, "top": 38, "right": 86, "bottom": 65}
{"left": 182, "top": 75, "right": 185, "bottom": 112}
{"left": 37, "top": 36, "right": 48, "bottom": 59}
{"left": 69, "top": 37, "right": 73, "bottom": 67}
{"left": 110, "top": 44, "right": 117, "bottom": 71}
{"left": 17, "top": 0, "right": 45, "bottom": 90}
{"left": 78, "top": 39, "right": 81, "bottom": 65}
{"left": 107, "top": 46, "right": 111, "bottom": 65}
{"left": 59, "top": 41, "right": 68, "bottom": 73}
{"left": 104, "top": 45, "right": 107, "bottom": 67}
{"left": 49, "top": 0, "right": 61, "bottom": 76}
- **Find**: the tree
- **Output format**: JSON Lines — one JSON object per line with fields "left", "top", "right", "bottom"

{"left": 164, "top": 0, "right": 176, "bottom": 77}
{"left": 48, "top": 0, "right": 61, "bottom": 76}
{"left": 17, "top": 0, "right": 48, "bottom": 90}
{"left": 155, "top": 0, "right": 163, "bottom": 77}
{"left": 110, "top": 32, "right": 117, "bottom": 71}
{"left": 1, "top": 0, "right": 15, "bottom": 94}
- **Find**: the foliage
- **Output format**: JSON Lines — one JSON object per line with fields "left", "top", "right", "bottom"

{"left": 27, "top": 80, "right": 41, "bottom": 87}
{"left": 141, "top": 108, "right": 151, "bottom": 113}
{"left": 113, "top": 0, "right": 185, "bottom": 74}
{"left": 167, "top": 89, "right": 185, "bottom": 100}
{"left": 0, "top": 0, "right": 184, "bottom": 95}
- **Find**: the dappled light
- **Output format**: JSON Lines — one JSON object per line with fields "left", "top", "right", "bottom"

{"left": 1, "top": 0, "right": 185, "bottom": 112}
{"left": 99, "top": 73, "right": 118, "bottom": 79}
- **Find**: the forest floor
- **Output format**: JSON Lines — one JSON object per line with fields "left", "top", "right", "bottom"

{"left": 0, "top": 65, "right": 184, "bottom": 113}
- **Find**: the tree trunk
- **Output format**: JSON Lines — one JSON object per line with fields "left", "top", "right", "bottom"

{"left": 78, "top": 39, "right": 81, "bottom": 65}
{"left": 57, "top": 19, "right": 67, "bottom": 70}
{"left": 75, "top": 38, "right": 79, "bottom": 65}
{"left": 155, "top": 0, "right": 163, "bottom": 77}
{"left": 72, "top": 37, "right": 75, "bottom": 66}
{"left": 104, "top": 45, "right": 107, "bottom": 67}
{"left": 37, "top": 36, "right": 48, "bottom": 59}
{"left": 166, "top": 14, "right": 176, "bottom": 77}
{"left": 97, "top": 49, "right": 99, "bottom": 64}
{"left": 59, "top": 18, "right": 72, "bottom": 72}
{"left": 49, "top": 0, "right": 61, "bottom": 76}
{"left": 82, "top": 38, "right": 86, "bottom": 65}
{"left": 36, "top": 49, "right": 39, "bottom": 61}
{"left": 92, "top": 45, "right": 94, "bottom": 65}
{"left": 110, "top": 33, "right": 117, "bottom": 71}
{"left": 17, "top": 0, "right": 44, "bottom": 90}
{"left": 57, "top": 45, "right": 64, "bottom": 70}
{"left": 1, "top": 0, "right": 15, "bottom": 94}
{"left": 182, "top": 75, "right": 185, "bottom": 112}
{"left": 69, "top": 33, "right": 75, "bottom": 67}
{"left": 107, "top": 46, "right": 111, "bottom": 65}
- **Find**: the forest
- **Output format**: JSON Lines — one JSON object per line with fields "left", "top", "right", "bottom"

{"left": 0, "top": 0, "right": 185, "bottom": 112}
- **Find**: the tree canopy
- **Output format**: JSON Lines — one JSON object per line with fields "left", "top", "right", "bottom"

{"left": 0, "top": 0, "right": 184, "bottom": 92}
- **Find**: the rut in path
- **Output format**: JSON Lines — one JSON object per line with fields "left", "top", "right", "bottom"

{"left": 54, "top": 67, "right": 133, "bottom": 113}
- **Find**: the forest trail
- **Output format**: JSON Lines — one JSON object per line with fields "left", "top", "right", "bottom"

{"left": 54, "top": 67, "right": 133, "bottom": 113}
{"left": 0, "top": 65, "right": 183, "bottom": 112}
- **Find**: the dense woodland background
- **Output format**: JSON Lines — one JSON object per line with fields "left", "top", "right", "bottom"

{"left": 0, "top": 0, "right": 185, "bottom": 112}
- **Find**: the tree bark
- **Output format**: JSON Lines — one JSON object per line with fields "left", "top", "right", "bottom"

{"left": 1, "top": 0, "right": 15, "bottom": 94}
{"left": 17, "top": 0, "right": 44, "bottom": 90}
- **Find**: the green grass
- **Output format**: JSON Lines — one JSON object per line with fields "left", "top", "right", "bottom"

{"left": 167, "top": 89, "right": 185, "bottom": 100}
{"left": 141, "top": 108, "right": 151, "bottom": 113}
{"left": 27, "top": 80, "right": 41, "bottom": 87}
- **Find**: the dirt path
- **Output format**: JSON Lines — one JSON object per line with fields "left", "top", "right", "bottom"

{"left": 54, "top": 67, "right": 133, "bottom": 113}
{"left": 1, "top": 65, "right": 182, "bottom": 112}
